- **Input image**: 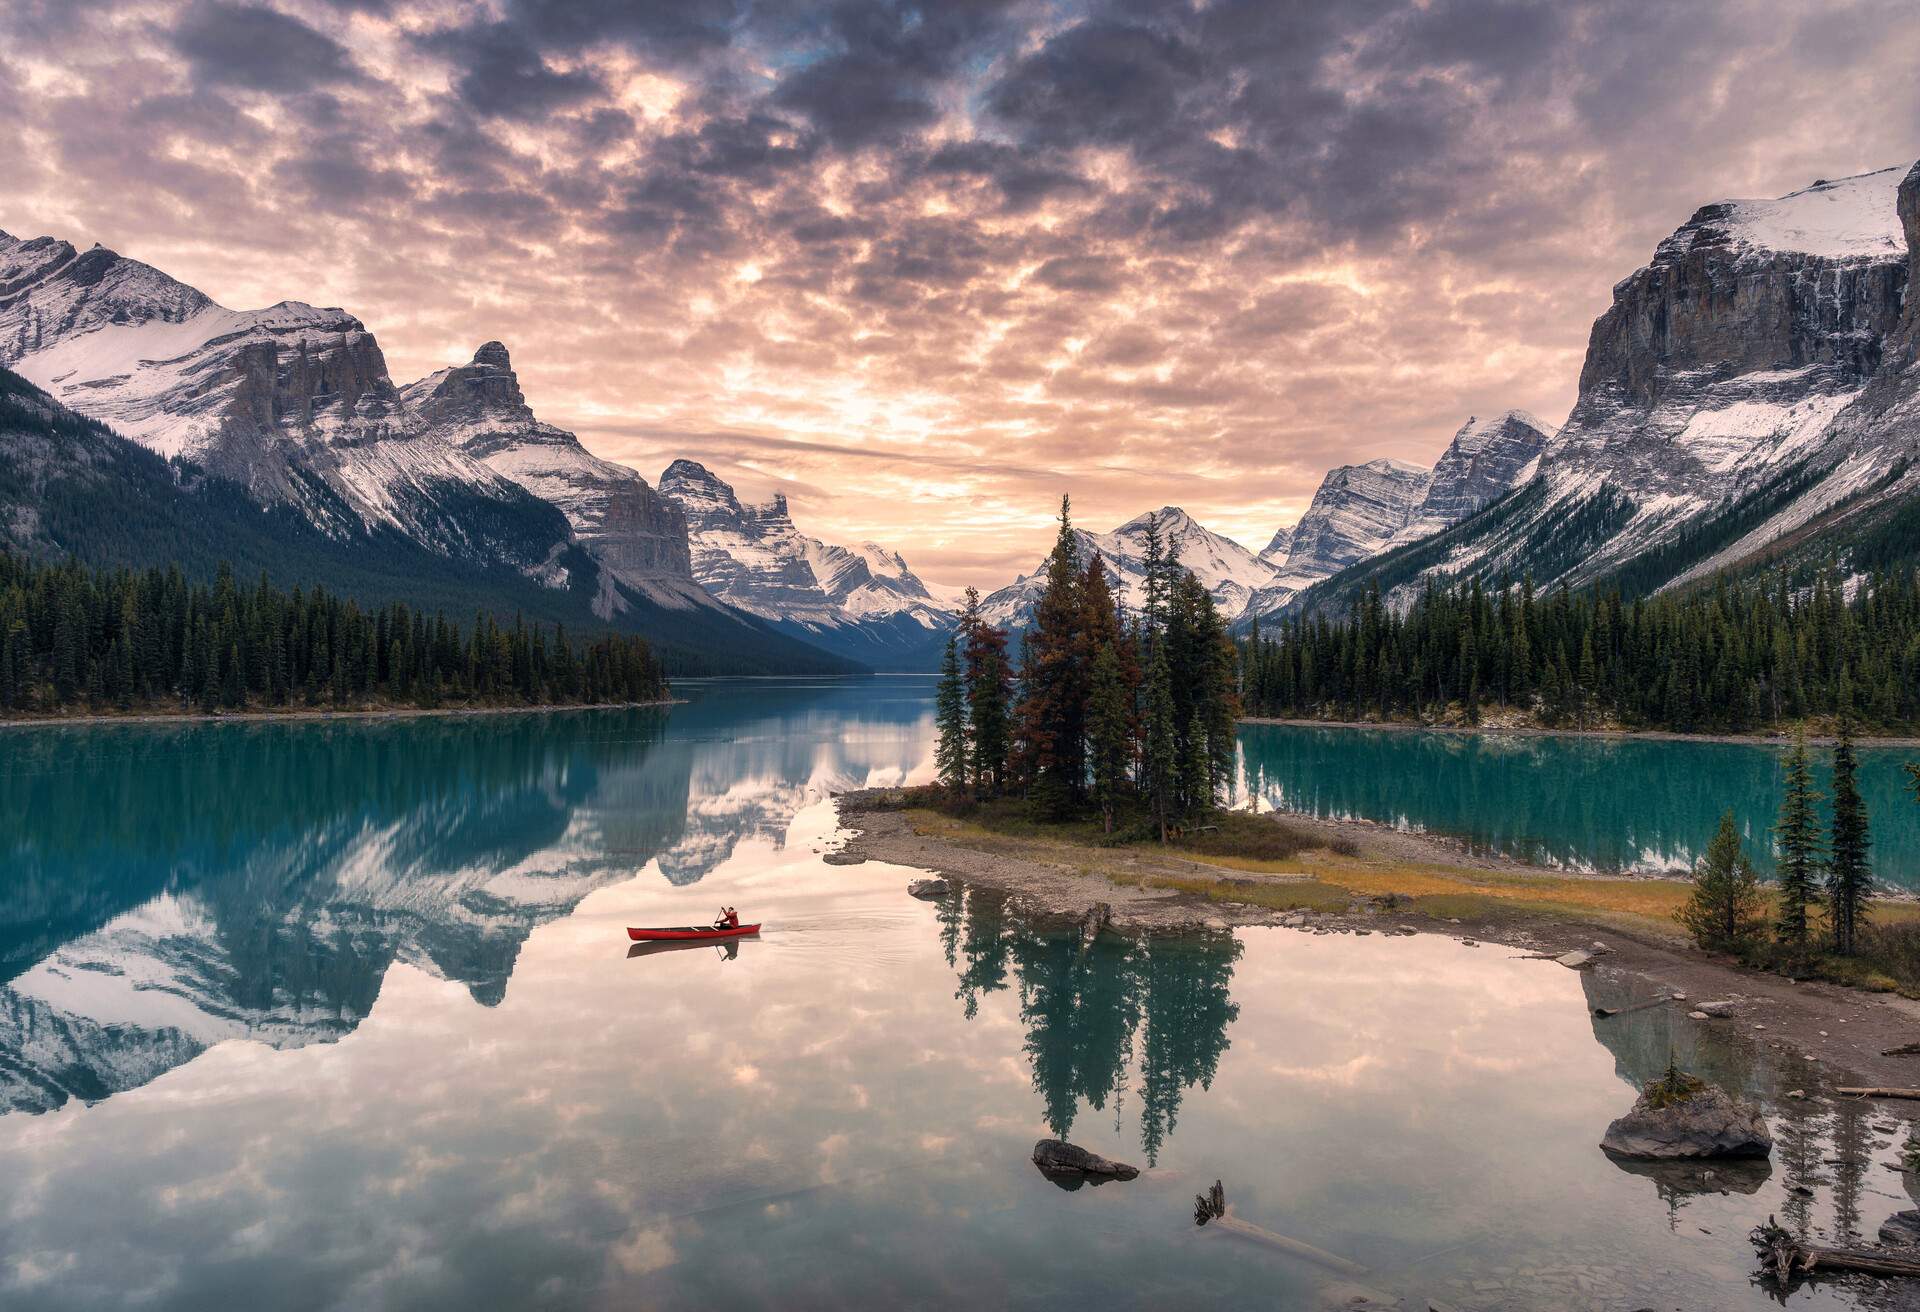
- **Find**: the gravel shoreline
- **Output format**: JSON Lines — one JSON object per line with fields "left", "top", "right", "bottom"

{"left": 833, "top": 789, "right": 1920, "bottom": 1090}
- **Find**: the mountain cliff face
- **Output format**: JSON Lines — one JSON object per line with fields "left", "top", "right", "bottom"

{"left": 1280, "top": 458, "right": 1433, "bottom": 581}
{"left": 1293, "top": 163, "right": 1920, "bottom": 614}
{"left": 1394, "top": 411, "right": 1553, "bottom": 543}
{"left": 1259, "top": 525, "right": 1294, "bottom": 563}
{"left": 401, "top": 343, "right": 708, "bottom": 612}
{"left": 978, "top": 506, "right": 1280, "bottom": 634}
{"left": 658, "top": 460, "right": 954, "bottom": 668}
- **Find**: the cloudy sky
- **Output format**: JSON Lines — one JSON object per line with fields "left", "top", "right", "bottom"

{"left": 4, "top": 0, "right": 1917, "bottom": 587}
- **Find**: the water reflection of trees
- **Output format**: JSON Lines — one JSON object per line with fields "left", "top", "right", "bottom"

{"left": 1237, "top": 725, "right": 1920, "bottom": 884}
{"left": 936, "top": 889, "right": 1240, "bottom": 1163}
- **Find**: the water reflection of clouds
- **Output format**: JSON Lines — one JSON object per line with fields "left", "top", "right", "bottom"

{"left": 7, "top": 691, "right": 1920, "bottom": 1310}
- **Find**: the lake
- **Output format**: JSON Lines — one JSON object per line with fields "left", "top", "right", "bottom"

{"left": 1238, "top": 721, "right": 1920, "bottom": 887}
{"left": 0, "top": 678, "right": 1914, "bottom": 1310}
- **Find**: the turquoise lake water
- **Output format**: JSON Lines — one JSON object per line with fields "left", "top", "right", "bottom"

{"left": 1237, "top": 722, "right": 1920, "bottom": 887}
{"left": 0, "top": 679, "right": 1912, "bottom": 1310}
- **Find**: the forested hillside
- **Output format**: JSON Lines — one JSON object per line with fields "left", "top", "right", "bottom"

{"left": 1243, "top": 571, "right": 1920, "bottom": 734}
{"left": 0, "top": 552, "right": 666, "bottom": 717}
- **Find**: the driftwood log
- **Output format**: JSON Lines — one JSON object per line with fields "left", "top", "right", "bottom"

{"left": 1882, "top": 1042, "right": 1920, "bottom": 1057}
{"left": 1592, "top": 994, "right": 1681, "bottom": 1019}
{"left": 1835, "top": 1087, "right": 1920, "bottom": 1101}
{"left": 1193, "top": 1180, "right": 1370, "bottom": 1279}
{"left": 1752, "top": 1216, "right": 1920, "bottom": 1286}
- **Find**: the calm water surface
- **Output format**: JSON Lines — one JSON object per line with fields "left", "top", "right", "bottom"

{"left": 1238, "top": 722, "right": 1920, "bottom": 886}
{"left": 0, "top": 679, "right": 1915, "bottom": 1311}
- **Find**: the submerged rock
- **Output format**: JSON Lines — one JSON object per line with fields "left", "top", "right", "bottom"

{"left": 1031, "top": 1139, "right": 1140, "bottom": 1187}
{"left": 906, "top": 877, "right": 951, "bottom": 897}
{"left": 1601, "top": 1076, "right": 1772, "bottom": 1160}
{"left": 822, "top": 851, "right": 867, "bottom": 866}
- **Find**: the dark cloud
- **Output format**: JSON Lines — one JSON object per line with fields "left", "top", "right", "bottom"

{"left": 169, "top": 1, "right": 361, "bottom": 92}
{"left": 987, "top": 18, "right": 1205, "bottom": 150}
{"left": 415, "top": 22, "right": 604, "bottom": 119}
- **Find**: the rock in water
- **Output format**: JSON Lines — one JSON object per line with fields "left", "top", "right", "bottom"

{"left": 906, "top": 877, "right": 952, "bottom": 898}
{"left": 1031, "top": 1139, "right": 1140, "bottom": 1186}
{"left": 1601, "top": 1079, "right": 1772, "bottom": 1160}
{"left": 1881, "top": 1210, "right": 1920, "bottom": 1248}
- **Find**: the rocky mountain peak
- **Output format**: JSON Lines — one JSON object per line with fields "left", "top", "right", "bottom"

{"left": 403, "top": 341, "right": 536, "bottom": 439}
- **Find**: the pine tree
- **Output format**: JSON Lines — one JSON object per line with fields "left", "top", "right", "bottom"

{"left": 934, "top": 633, "right": 969, "bottom": 792}
{"left": 960, "top": 588, "right": 1013, "bottom": 796}
{"left": 1143, "top": 643, "right": 1176, "bottom": 841}
{"left": 1828, "top": 714, "right": 1872, "bottom": 955}
{"left": 1773, "top": 727, "right": 1825, "bottom": 960}
{"left": 1180, "top": 707, "right": 1212, "bottom": 821}
{"left": 1678, "top": 810, "right": 1766, "bottom": 952}
{"left": 1014, "top": 496, "right": 1088, "bottom": 815}
{"left": 1087, "top": 640, "right": 1131, "bottom": 833}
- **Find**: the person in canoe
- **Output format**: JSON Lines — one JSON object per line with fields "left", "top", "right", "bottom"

{"left": 712, "top": 906, "right": 739, "bottom": 931}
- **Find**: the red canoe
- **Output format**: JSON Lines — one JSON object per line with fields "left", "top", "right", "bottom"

{"left": 626, "top": 923, "right": 762, "bottom": 942}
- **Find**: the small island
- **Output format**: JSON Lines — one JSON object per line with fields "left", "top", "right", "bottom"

{"left": 836, "top": 504, "right": 1920, "bottom": 1091}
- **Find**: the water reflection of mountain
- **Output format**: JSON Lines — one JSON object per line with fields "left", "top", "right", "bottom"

{"left": 1238, "top": 725, "right": 1920, "bottom": 882}
{"left": 935, "top": 889, "right": 1239, "bottom": 1164}
{"left": 0, "top": 712, "right": 681, "bottom": 1114}
{"left": 0, "top": 681, "right": 936, "bottom": 1115}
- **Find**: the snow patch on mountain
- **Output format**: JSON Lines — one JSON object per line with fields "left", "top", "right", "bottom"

{"left": 1667, "top": 167, "right": 1907, "bottom": 263}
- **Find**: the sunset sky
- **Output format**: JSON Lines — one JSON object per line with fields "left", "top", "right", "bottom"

{"left": 5, "top": 0, "right": 1918, "bottom": 588}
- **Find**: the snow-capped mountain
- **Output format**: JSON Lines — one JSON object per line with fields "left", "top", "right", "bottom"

{"left": 978, "top": 506, "right": 1280, "bottom": 633}
{"left": 658, "top": 460, "right": 956, "bottom": 669}
{"left": 0, "top": 231, "right": 578, "bottom": 581}
{"left": 0, "top": 230, "right": 863, "bottom": 674}
{"left": 401, "top": 342, "right": 710, "bottom": 612}
{"left": 1292, "top": 162, "right": 1920, "bottom": 614}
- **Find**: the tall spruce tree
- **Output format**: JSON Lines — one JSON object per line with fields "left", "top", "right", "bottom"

{"left": 1678, "top": 810, "right": 1766, "bottom": 952}
{"left": 1828, "top": 713, "right": 1872, "bottom": 955}
{"left": 1773, "top": 727, "right": 1825, "bottom": 959}
{"left": 934, "top": 634, "right": 969, "bottom": 792}
{"left": 960, "top": 587, "right": 1013, "bottom": 796}
{"left": 1014, "top": 496, "right": 1089, "bottom": 815}
{"left": 1088, "top": 641, "right": 1131, "bottom": 833}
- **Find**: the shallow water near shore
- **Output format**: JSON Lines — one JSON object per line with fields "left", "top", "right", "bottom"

{"left": 1238, "top": 720, "right": 1920, "bottom": 886}
{"left": 0, "top": 677, "right": 1915, "bottom": 1310}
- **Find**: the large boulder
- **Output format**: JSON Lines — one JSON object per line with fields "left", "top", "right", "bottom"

{"left": 1601, "top": 1076, "right": 1772, "bottom": 1160}
{"left": 906, "top": 877, "right": 952, "bottom": 898}
{"left": 1031, "top": 1139, "right": 1140, "bottom": 1188}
